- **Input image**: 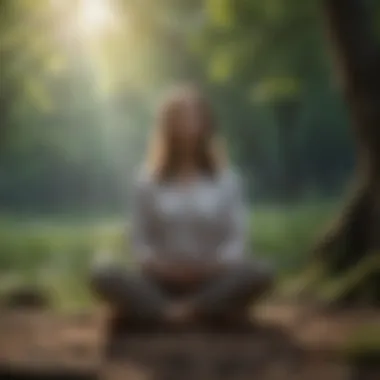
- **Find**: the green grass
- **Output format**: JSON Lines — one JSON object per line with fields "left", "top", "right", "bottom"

{"left": 0, "top": 201, "right": 338, "bottom": 309}
{"left": 340, "top": 324, "right": 380, "bottom": 363}
{"left": 250, "top": 201, "right": 337, "bottom": 270}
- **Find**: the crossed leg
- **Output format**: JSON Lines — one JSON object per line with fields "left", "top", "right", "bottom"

{"left": 90, "top": 260, "right": 274, "bottom": 327}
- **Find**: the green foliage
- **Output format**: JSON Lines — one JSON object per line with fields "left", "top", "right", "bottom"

{"left": 0, "top": 0, "right": 361, "bottom": 309}
{"left": 251, "top": 77, "right": 301, "bottom": 104}
{"left": 279, "top": 250, "right": 380, "bottom": 304}
{"left": 0, "top": 202, "right": 335, "bottom": 308}
{"left": 340, "top": 324, "right": 380, "bottom": 362}
{"left": 205, "top": 0, "right": 235, "bottom": 29}
{"left": 0, "top": 0, "right": 355, "bottom": 206}
{"left": 251, "top": 201, "right": 337, "bottom": 270}
{"left": 318, "top": 254, "right": 380, "bottom": 304}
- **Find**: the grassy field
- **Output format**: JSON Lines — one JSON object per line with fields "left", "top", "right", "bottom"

{"left": 0, "top": 201, "right": 339, "bottom": 309}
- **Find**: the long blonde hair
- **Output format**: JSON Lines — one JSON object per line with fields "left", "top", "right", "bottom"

{"left": 146, "top": 85, "right": 227, "bottom": 182}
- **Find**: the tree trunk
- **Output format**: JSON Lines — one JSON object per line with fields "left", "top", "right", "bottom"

{"left": 313, "top": 0, "right": 380, "bottom": 305}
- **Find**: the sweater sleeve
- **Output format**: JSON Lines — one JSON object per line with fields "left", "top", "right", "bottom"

{"left": 129, "top": 172, "right": 157, "bottom": 264}
{"left": 217, "top": 171, "right": 248, "bottom": 263}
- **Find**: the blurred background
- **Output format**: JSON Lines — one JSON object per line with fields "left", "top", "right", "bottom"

{"left": 0, "top": 0, "right": 370, "bottom": 309}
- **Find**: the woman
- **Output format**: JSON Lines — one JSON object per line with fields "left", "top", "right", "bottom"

{"left": 92, "top": 85, "right": 274, "bottom": 327}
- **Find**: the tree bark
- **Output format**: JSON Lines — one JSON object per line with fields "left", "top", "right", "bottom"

{"left": 313, "top": 0, "right": 380, "bottom": 304}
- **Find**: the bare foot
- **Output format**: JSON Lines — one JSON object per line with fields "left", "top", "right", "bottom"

{"left": 225, "top": 310, "right": 253, "bottom": 330}
{"left": 164, "top": 301, "right": 196, "bottom": 325}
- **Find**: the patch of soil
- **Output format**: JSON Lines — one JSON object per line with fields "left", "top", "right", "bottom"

{"left": 0, "top": 305, "right": 378, "bottom": 380}
{"left": 0, "top": 311, "right": 102, "bottom": 380}
{"left": 1, "top": 287, "right": 50, "bottom": 310}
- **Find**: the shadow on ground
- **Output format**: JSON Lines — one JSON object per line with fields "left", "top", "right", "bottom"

{"left": 0, "top": 304, "right": 378, "bottom": 380}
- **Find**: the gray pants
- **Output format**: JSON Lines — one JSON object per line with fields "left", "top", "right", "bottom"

{"left": 91, "top": 261, "right": 274, "bottom": 322}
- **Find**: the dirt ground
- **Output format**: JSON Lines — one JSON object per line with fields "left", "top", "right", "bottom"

{"left": 0, "top": 303, "right": 378, "bottom": 380}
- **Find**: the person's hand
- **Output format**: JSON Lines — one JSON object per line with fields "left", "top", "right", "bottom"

{"left": 142, "top": 258, "right": 225, "bottom": 283}
{"left": 141, "top": 259, "right": 171, "bottom": 276}
{"left": 141, "top": 259, "right": 186, "bottom": 280}
{"left": 168, "top": 261, "right": 224, "bottom": 283}
{"left": 147, "top": 262, "right": 192, "bottom": 282}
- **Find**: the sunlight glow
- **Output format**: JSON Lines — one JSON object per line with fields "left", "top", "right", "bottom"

{"left": 78, "top": 0, "right": 116, "bottom": 36}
